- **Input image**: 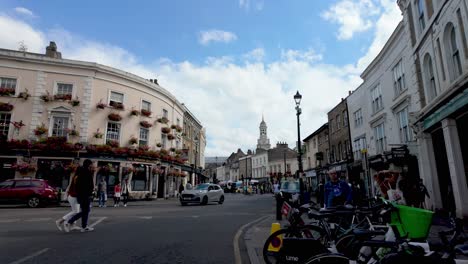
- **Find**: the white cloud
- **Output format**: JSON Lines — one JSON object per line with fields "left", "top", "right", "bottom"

{"left": 243, "top": 48, "right": 265, "bottom": 62}
{"left": 322, "top": 0, "right": 380, "bottom": 40}
{"left": 14, "top": 7, "right": 36, "bottom": 17}
{"left": 198, "top": 30, "right": 237, "bottom": 45}
{"left": 0, "top": 2, "right": 402, "bottom": 156}
{"left": 239, "top": 0, "right": 264, "bottom": 11}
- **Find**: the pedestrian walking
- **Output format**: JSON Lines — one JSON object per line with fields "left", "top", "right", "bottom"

{"left": 178, "top": 182, "right": 184, "bottom": 198}
{"left": 324, "top": 170, "right": 352, "bottom": 208}
{"left": 64, "top": 159, "right": 95, "bottom": 232}
{"left": 98, "top": 177, "right": 107, "bottom": 207}
{"left": 317, "top": 180, "right": 325, "bottom": 207}
{"left": 122, "top": 178, "right": 130, "bottom": 207}
{"left": 114, "top": 182, "right": 121, "bottom": 207}
{"left": 55, "top": 172, "right": 80, "bottom": 231}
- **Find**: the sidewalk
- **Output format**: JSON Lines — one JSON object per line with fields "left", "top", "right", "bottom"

{"left": 243, "top": 215, "right": 451, "bottom": 264}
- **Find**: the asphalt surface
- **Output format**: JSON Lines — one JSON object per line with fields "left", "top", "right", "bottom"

{"left": 0, "top": 193, "right": 275, "bottom": 264}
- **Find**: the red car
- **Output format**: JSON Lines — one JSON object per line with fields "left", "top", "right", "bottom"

{"left": 0, "top": 179, "right": 59, "bottom": 208}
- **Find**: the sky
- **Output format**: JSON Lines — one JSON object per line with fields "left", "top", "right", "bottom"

{"left": 0, "top": 0, "right": 402, "bottom": 157}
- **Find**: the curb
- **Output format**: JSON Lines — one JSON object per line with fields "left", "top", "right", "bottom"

{"left": 243, "top": 215, "right": 279, "bottom": 264}
{"left": 234, "top": 215, "right": 271, "bottom": 264}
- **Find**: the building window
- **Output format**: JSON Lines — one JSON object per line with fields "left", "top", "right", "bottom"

{"left": 0, "top": 113, "right": 11, "bottom": 138}
{"left": 397, "top": 108, "right": 412, "bottom": 143}
{"left": 141, "top": 100, "right": 151, "bottom": 112}
{"left": 449, "top": 26, "right": 463, "bottom": 79}
{"left": 423, "top": 54, "right": 437, "bottom": 102}
{"left": 313, "top": 138, "right": 317, "bottom": 148}
{"left": 161, "top": 134, "right": 167, "bottom": 149}
{"left": 51, "top": 116, "right": 69, "bottom": 137}
{"left": 374, "top": 123, "right": 386, "bottom": 154}
{"left": 0, "top": 77, "right": 17, "bottom": 94}
{"left": 56, "top": 83, "right": 73, "bottom": 97}
{"left": 338, "top": 143, "right": 342, "bottom": 161}
{"left": 436, "top": 38, "right": 446, "bottom": 81}
{"left": 343, "top": 110, "right": 348, "bottom": 127}
{"left": 353, "top": 137, "right": 366, "bottom": 160}
{"left": 456, "top": 9, "right": 468, "bottom": 59}
{"left": 163, "top": 109, "right": 168, "bottom": 118}
{"left": 354, "top": 109, "right": 363, "bottom": 127}
{"left": 109, "top": 91, "right": 124, "bottom": 107}
{"left": 177, "top": 118, "right": 180, "bottom": 127}
{"left": 417, "top": 0, "right": 425, "bottom": 32}
{"left": 330, "top": 119, "right": 335, "bottom": 133}
{"left": 139, "top": 128, "right": 149, "bottom": 146}
{"left": 336, "top": 114, "right": 341, "bottom": 130}
{"left": 371, "top": 85, "right": 383, "bottom": 113}
{"left": 392, "top": 59, "right": 406, "bottom": 96}
{"left": 106, "top": 122, "right": 121, "bottom": 144}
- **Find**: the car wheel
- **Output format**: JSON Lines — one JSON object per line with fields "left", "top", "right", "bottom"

{"left": 27, "top": 196, "right": 41, "bottom": 208}
{"left": 218, "top": 195, "right": 224, "bottom": 204}
{"left": 202, "top": 196, "right": 208, "bottom": 205}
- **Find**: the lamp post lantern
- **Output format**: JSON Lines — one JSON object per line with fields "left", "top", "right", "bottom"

{"left": 294, "top": 91, "right": 303, "bottom": 178}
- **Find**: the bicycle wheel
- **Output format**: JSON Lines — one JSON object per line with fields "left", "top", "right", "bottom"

{"left": 304, "top": 253, "right": 350, "bottom": 264}
{"left": 335, "top": 234, "right": 361, "bottom": 260}
{"left": 262, "top": 225, "right": 327, "bottom": 264}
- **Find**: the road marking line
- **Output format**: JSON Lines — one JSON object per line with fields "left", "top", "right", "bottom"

{"left": 0, "top": 219, "right": 20, "bottom": 223}
{"left": 233, "top": 215, "right": 270, "bottom": 264}
{"left": 25, "top": 217, "right": 52, "bottom": 222}
{"left": 8, "top": 248, "right": 50, "bottom": 264}
{"left": 88, "top": 217, "right": 107, "bottom": 228}
{"left": 138, "top": 216, "right": 153, "bottom": 219}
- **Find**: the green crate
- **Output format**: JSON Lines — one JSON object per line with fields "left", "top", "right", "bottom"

{"left": 390, "top": 203, "right": 434, "bottom": 239}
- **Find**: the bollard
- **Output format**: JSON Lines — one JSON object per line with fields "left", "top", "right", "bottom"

{"left": 267, "top": 222, "right": 282, "bottom": 252}
{"left": 275, "top": 194, "right": 282, "bottom": 221}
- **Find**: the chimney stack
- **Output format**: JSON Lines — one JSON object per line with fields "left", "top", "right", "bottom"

{"left": 45, "top": 41, "right": 62, "bottom": 59}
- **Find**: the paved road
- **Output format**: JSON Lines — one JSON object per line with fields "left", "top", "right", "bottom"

{"left": 0, "top": 193, "right": 275, "bottom": 264}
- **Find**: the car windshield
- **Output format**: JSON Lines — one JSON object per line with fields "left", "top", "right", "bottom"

{"left": 194, "top": 184, "right": 209, "bottom": 190}
{"left": 0, "top": 181, "right": 12, "bottom": 188}
{"left": 280, "top": 181, "right": 300, "bottom": 192}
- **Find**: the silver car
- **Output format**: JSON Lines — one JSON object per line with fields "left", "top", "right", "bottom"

{"left": 180, "top": 183, "right": 225, "bottom": 206}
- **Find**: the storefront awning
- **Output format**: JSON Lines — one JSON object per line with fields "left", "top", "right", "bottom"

{"left": 423, "top": 88, "right": 468, "bottom": 130}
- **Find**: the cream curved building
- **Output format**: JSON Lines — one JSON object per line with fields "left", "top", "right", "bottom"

{"left": 0, "top": 42, "right": 205, "bottom": 200}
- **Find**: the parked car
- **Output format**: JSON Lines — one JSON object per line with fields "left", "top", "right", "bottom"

{"left": 0, "top": 179, "right": 59, "bottom": 208}
{"left": 180, "top": 183, "right": 224, "bottom": 206}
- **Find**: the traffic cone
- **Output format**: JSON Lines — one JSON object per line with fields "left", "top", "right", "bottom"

{"left": 267, "top": 222, "right": 282, "bottom": 252}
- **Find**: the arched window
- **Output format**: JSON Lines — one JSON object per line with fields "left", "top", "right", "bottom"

{"left": 445, "top": 23, "right": 463, "bottom": 81}
{"left": 423, "top": 54, "right": 437, "bottom": 102}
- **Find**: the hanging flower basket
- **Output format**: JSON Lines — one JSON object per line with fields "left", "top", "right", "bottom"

{"left": 123, "top": 167, "right": 135, "bottom": 174}
{"left": 108, "top": 113, "right": 122, "bottom": 121}
{"left": 18, "top": 89, "right": 30, "bottom": 100}
{"left": 96, "top": 100, "right": 107, "bottom": 109}
{"left": 140, "top": 121, "right": 152, "bottom": 128}
{"left": 0, "top": 102, "right": 14, "bottom": 112}
{"left": 129, "top": 136, "right": 138, "bottom": 145}
{"left": 161, "top": 127, "right": 170, "bottom": 134}
{"left": 167, "top": 134, "right": 175, "bottom": 140}
{"left": 182, "top": 148, "right": 189, "bottom": 154}
{"left": 141, "top": 109, "right": 152, "bottom": 117}
{"left": 54, "top": 94, "right": 72, "bottom": 101}
{"left": 157, "top": 117, "right": 169, "bottom": 124}
{"left": 12, "top": 163, "right": 37, "bottom": 174}
{"left": 151, "top": 167, "right": 164, "bottom": 175}
{"left": 0, "top": 88, "right": 15, "bottom": 97}
{"left": 171, "top": 124, "right": 177, "bottom": 129}
{"left": 34, "top": 124, "right": 48, "bottom": 136}
{"left": 139, "top": 145, "right": 150, "bottom": 151}
{"left": 156, "top": 143, "right": 162, "bottom": 148}
{"left": 169, "top": 147, "right": 176, "bottom": 152}
{"left": 130, "top": 109, "right": 140, "bottom": 116}
{"left": 175, "top": 149, "right": 183, "bottom": 155}
{"left": 11, "top": 121, "right": 25, "bottom": 129}
{"left": 111, "top": 102, "right": 125, "bottom": 110}
{"left": 69, "top": 97, "right": 80, "bottom": 107}
{"left": 176, "top": 125, "right": 183, "bottom": 133}
{"left": 66, "top": 128, "right": 80, "bottom": 137}
{"left": 93, "top": 129, "right": 104, "bottom": 139}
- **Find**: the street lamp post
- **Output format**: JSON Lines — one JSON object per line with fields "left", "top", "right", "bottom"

{"left": 294, "top": 91, "right": 303, "bottom": 178}
{"left": 193, "top": 135, "right": 199, "bottom": 186}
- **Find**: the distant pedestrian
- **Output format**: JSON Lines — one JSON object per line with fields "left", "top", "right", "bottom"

{"left": 417, "top": 179, "right": 430, "bottom": 209}
{"left": 122, "top": 178, "right": 130, "bottom": 207}
{"left": 273, "top": 182, "right": 280, "bottom": 195}
{"left": 55, "top": 172, "right": 80, "bottom": 231}
{"left": 64, "top": 159, "right": 95, "bottom": 232}
{"left": 98, "top": 178, "right": 107, "bottom": 207}
{"left": 317, "top": 180, "right": 324, "bottom": 207}
{"left": 324, "top": 171, "right": 352, "bottom": 208}
{"left": 178, "top": 182, "right": 184, "bottom": 198}
{"left": 114, "top": 182, "right": 121, "bottom": 207}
